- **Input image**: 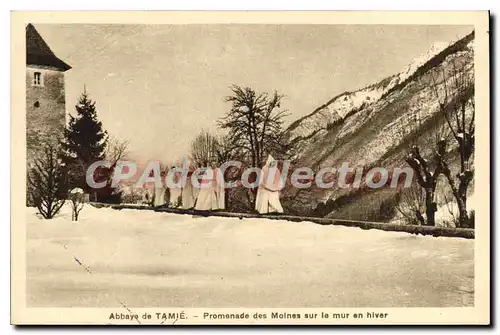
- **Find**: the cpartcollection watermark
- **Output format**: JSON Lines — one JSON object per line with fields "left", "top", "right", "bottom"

{"left": 85, "top": 159, "right": 414, "bottom": 191}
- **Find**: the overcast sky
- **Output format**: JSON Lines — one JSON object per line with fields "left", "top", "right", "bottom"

{"left": 35, "top": 24, "right": 472, "bottom": 164}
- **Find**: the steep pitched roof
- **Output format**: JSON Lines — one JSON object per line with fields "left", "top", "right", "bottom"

{"left": 26, "top": 23, "right": 71, "bottom": 71}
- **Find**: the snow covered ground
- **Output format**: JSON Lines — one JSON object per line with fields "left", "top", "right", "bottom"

{"left": 26, "top": 204, "right": 474, "bottom": 308}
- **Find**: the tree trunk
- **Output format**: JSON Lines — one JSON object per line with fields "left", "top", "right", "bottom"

{"left": 250, "top": 188, "right": 257, "bottom": 210}
{"left": 457, "top": 179, "right": 469, "bottom": 228}
{"left": 424, "top": 188, "right": 436, "bottom": 226}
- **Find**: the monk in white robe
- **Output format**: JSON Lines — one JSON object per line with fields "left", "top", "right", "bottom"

{"left": 255, "top": 155, "right": 284, "bottom": 214}
{"left": 215, "top": 167, "right": 225, "bottom": 210}
{"left": 194, "top": 166, "right": 218, "bottom": 211}
{"left": 154, "top": 172, "right": 167, "bottom": 207}
{"left": 209, "top": 164, "right": 225, "bottom": 211}
{"left": 168, "top": 168, "right": 182, "bottom": 208}
{"left": 181, "top": 165, "right": 196, "bottom": 209}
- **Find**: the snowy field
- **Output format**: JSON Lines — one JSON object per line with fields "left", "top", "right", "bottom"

{"left": 26, "top": 204, "right": 474, "bottom": 307}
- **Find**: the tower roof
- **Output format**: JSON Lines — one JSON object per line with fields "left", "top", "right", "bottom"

{"left": 26, "top": 23, "right": 71, "bottom": 72}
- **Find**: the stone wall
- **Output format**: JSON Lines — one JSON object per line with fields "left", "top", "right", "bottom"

{"left": 26, "top": 66, "right": 66, "bottom": 163}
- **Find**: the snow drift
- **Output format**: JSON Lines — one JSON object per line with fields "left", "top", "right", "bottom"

{"left": 27, "top": 204, "right": 474, "bottom": 307}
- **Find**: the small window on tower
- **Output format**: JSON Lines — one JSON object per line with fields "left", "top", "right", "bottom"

{"left": 33, "top": 101, "right": 40, "bottom": 108}
{"left": 32, "top": 72, "right": 42, "bottom": 87}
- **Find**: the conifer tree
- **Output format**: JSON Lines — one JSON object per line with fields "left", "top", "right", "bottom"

{"left": 62, "top": 89, "right": 108, "bottom": 194}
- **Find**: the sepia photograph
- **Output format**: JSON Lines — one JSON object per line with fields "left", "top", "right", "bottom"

{"left": 11, "top": 11, "right": 490, "bottom": 325}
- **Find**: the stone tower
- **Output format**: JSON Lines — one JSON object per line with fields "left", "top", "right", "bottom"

{"left": 26, "top": 23, "right": 71, "bottom": 161}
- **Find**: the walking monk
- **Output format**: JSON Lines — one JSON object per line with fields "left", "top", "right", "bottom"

{"left": 153, "top": 170, "right": 167, "bottom": 207}
{"left": 168, "top": 166, "right": 182, "bottom": 208}
{"left": 255, "top": 155, "right": 284, "bottom": 214}
{"left": 194, "top": 162, "right": 217, "bottom": 211}
{"left": 181, "top": 163, "right": 196, "bottom": 209}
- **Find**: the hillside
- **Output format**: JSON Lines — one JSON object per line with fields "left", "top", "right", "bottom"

{"left": 282, "top": 31, "right": 475, "bottom": 223}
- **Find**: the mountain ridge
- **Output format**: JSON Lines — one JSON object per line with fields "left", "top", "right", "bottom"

{"left": 286, "top": 31, "right": 474, "bottom": 159}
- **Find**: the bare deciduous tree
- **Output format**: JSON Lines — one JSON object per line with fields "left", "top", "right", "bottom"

{"left": 399, "top": 60, "right": 473, "bottom": 228}
{"left": 219, "top": 85, "right": 289, "bottom": 208}
{"left": 405, "top": 144, "right": 443, "bottom": 226}
{"left": 28, "top": 142, "right": 67, "bottom": 219}
{"left": 431, "top": 62, "right": 475, "bottom": 228}
{"left": 398, "top": 106, "right": 450, "bottom": 226}
{"left": 190, "top": 130, "right": 219, "bottom": 166}
{"left": 219, "top": 85, "right": 289, "bottom": 168}
{"left": 69, "top": 188, "right": 85, "bottom": 221}
{"left": 103, "top": 136, "right": 130, "bottom": 191}
{"left": 104, "top": 136, "right": 130, "bottom": 177}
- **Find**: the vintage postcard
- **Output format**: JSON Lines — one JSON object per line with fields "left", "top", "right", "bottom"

{"left": 11, "top": 11, "right": 490, "bottom": 325}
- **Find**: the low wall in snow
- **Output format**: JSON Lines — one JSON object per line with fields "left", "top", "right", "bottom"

{"left": 89, "top": 203, "right": 475, "bottom": 239}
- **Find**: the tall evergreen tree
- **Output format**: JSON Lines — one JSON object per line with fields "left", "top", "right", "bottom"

{"left": 62, "top": 89, "right": 108, "bottom": 194}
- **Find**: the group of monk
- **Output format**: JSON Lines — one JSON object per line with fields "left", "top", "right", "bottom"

{"left": 151, "top": 162, "right": 224, "bottom": 211}
{"left": 150, "top": 155, "right": 284, "bottom": 214}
